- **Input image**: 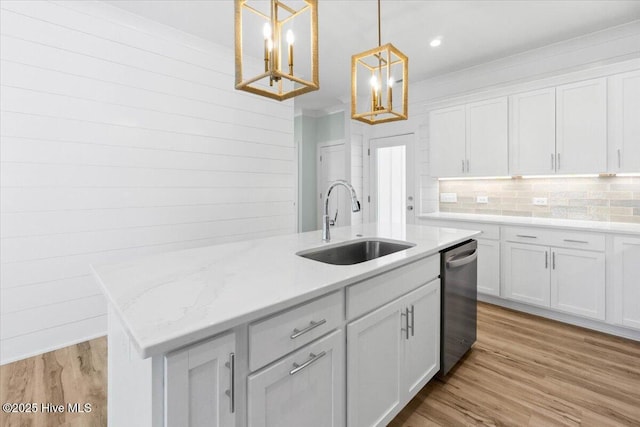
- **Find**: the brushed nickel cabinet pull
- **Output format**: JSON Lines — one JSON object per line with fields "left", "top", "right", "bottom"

{"left": 516, "top": 234, "right": 538, "bottom": 239}
{"left": 290, "top": 319, "right": 326, "bottom": 339}
{"left": 618, "top": 149, "right": 622, "bottom": 168}
{"left": 551, "top": 153, "right": 555, "bottom": 170}
{"left": 557, "top": 153, "right": 561, "bottom": 170}
{"left": 552, "top": 252, "right": 556, "bottom": 270}
{"left": 461, "top": 160, "right": 465, "bottom": 173}
{"left": 225, "top": 353, "right": 235, "bottom": 413}
{"left": 289, "top": 351, "right": 327, "bottom": 375}
{"left": 409, "top": 305, "right": 415, "bottom": 337}
{"left": 545, "top": 251, "right": 548, "bottom": 269}
{"left": 563, "top": 239, "right": 588, "bottom": 244}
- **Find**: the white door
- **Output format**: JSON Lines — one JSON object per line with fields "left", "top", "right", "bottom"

{"left": 369, "top": 134, "right": 415, "bottom": 225}
{"left": 318, "top": 143, "right": 347, "bottom": 228}
{"left": 247, "top": 330, "right": 344, "bottom": 427}
{"left": 609, "top": 70, "right": 640, "bottom": 173}
{"left": 165, "top": 332, "right": 236, "bottom": 427}
{"left": 509, "top": 88, "right": 556, "bottom": 175}
{"left": 466, "top": 97, "right": 509, "bottom": 177}
{"left": 477, "top": 239, "right": 500, "bottom": 296}
{"left": 550, "top": 248, "right": 605, "bottom": 320}
{"left": 401, "top": 280, "right": 440, "bottom": 399}
{"left": 502, "top": 242, "right": 550, "bottom": 307}
{"left": 347, "top": 298, "right": 403, "bottom": 427}
{"left": 429, "top": 105, "right": 466, "bottom": 177}
{"left": 556, "top": 77, "right": 607, "bottom": 173}
{"left": 612, "top": 236, "right": 640, "bottom": 330}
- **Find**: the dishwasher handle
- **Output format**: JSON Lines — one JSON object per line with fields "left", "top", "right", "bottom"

{"left": 446, "top": 250, "right": 478, "bottom": 269}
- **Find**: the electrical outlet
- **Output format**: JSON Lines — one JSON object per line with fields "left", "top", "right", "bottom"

{"left": 476, "top": 196, "right": 489, "bottom": 204}
{"left": 533, "top": 197, "right": 548, "bottom": 206}
{"left": 440, "top": 193, "right": 457, "bottom": 203}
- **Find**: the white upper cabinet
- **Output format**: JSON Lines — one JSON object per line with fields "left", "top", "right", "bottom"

{"left": 556, "top": 78, "right": 607, "bottom": 174}
{"left": 509, "top": 88, "right": 556, "bottom": 175}
{"left": 466, "top": 97, "right": 509, "bottom": 177}
{"left": 429, "top": 98, "right": 508, "bottom": 178}
{"left": 429, "top": 106, "right": 466, "bottom": 178}
{"left": 608, "top": 70, "right": 640, "bottom": 173}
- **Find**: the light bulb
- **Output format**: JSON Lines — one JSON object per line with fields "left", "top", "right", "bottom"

{"left": 430, "top": 38, "right": 442, "bottom": 47}
{"left": 263, "top": 23, "right": 271, "bottom": 40}
{"left": 388, "top": 77, "right": 394, "bottom": 87}
{"left": 286, "top": 29, "right": 294, "bottom": 45}
{"left": 370, "top": 75, "right": 379, "bottom": 90}
{"left": 267, "top": 38, "right": 273, "bottom": 52}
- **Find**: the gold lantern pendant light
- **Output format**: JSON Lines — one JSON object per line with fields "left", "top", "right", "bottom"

{"left": 235, "top": 0, "right": 319, "bottom": 101}
{"left": 351, "top": 0, "right": 408, "bottom": 124}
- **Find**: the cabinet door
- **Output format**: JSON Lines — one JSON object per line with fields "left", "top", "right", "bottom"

{"left": 556, "top": 78, "right": 607, "bottom": 173}
{"left": 502, "top": 242, "right": 550, "bottom": 307}
{"left": 429, "top": 105, "right": 467, "bottom": 177}
{"left": 247, "top": 330, "right": 344, "bottom": 427}
{"left": 401, "top": 280, "right": 440, "bottom": 398}
{"left": 477, "top": 239, "right": 500, "bottom": 296}
{"left": 347, "top": 298, "right": 403, "bottom": 427}
{"left": 609, "top": 70, "right": 640, "bottom": 173}
{"left": 612, "top": 237, "right": 640, "bottom": 330}
{"left": 466, "top": 97, "right": 508, "bottom": 177}
{"left": 550, "top": 248, "right": 605, "bottom": 320}
{"left": 165, "top": 332, "right": 235, "bottom": 427}
{"left": 509, "top": 88, "right": 556, "bottom": 175}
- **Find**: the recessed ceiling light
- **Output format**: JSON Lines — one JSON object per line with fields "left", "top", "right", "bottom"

{"left": 430, "top": 38, "right": 442, "bottom": 47}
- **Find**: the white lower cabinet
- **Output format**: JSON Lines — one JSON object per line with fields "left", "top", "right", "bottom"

{"left": 550, "top": 248, "right": 605, "bottom": 320}
{"left": 477, "top": 239, "right": 500, "bottom": 296}
{"left": 165, "top": 332, "right": 236, "bottom": 427}
{"left": 503, "top": 240, "right": 605, "bottom": 320}
{"left": 247, "top": 330, "right": 344, "bottom": 427}
{"left": 347, "top": 279, "right": 440, "bottom": 427}
{"left": 503, "top": 242, "right": 550, "bottom": 307}
{"left": 612, "top": 236, "right": 640, "bottom": 330}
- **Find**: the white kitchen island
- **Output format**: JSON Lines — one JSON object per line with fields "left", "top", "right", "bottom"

{"left": 92, "top": 223, "right": 480, "bottom": 427}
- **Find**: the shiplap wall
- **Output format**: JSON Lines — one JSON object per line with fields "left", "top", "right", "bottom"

{"left": 0, "top": 1, "right": 295, "bottom": 364}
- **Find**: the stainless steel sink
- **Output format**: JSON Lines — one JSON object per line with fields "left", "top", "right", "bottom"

{"left": 297, "top": 239, "right": 415, "bottom": 265}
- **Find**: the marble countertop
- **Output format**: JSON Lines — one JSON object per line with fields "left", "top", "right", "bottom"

{"left": 419, "top": 212, "right": 640, "bottom": 235}
{"left": 92, "top": 223, "right": 480, "bottom": 358}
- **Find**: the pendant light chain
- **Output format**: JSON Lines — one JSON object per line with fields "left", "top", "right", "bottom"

{"left": 377, "top": 0, "right": 381, "bottom": 47}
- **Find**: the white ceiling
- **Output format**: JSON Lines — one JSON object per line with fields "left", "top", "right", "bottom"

{"left": 106, "top": 1, "right": 640, "bottom": 111}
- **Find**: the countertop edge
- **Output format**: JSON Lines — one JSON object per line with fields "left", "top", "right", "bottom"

{"left": 418, "top": 212, "right": 640, "bottom": 235}
{"left": 112, "top": 230, "right": 480, "bottom": 359}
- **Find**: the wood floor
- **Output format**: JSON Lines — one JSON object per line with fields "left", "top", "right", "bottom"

{"left": 0, "top": 337, "right": 106, "bottom": 427}
{"left": 390, "top": 303, "right": 640, "bottom": 427}
{"left": 1, "top": 303, "right": 639, "bottom": 426}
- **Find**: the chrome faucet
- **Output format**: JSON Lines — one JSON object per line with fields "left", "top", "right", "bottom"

{"left": 322, "top": 180, "right": 361, "bottom": 242}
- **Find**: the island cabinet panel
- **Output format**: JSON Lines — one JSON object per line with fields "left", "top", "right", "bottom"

{"left": 346, "top": 254, "right": 439, "bottom": 320}
{"left": 612, "top": 236, "right": 640, "bottom": 330}
{"left": 247, "top": 330, "right": 344, "bottom": 427}
{"left": 249, "top": 291, "right": 343, "bottom": 371}
{"left": 347, "top": 279, "right": 440, "bottom": 427}
{"left": 164, "top": 332, "right": 236, "bottom": 427}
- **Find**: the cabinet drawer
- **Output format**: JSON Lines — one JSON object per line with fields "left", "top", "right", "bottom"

{"left": 423, "top": 219, "right": 499, "bottom": 241}
{"left": 249, "top": 291, "right": 343, "bottom": 372}
{"left": 503, "top": 226, "right": 604, "bottom": 251}
{"left": 346, "top": 255, "right": 439, "bottom": 320}
{"left": 548, "top": 230, "right": 605, "bottom": 252}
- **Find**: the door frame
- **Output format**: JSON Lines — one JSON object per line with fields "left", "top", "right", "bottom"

{"left": 367, "top": 132, "right": 417, "bottom": 224}
{"left": 317, "top": 140, "right": 347, "bottom": 228}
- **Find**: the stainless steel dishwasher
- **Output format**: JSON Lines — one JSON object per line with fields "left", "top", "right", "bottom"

{"left": 439, "top": 239, "right": 478, "bottom": 376}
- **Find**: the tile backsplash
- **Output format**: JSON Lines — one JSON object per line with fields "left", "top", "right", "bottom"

{"left": 438, "top": 176, "right": 640, "bottom": 224}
